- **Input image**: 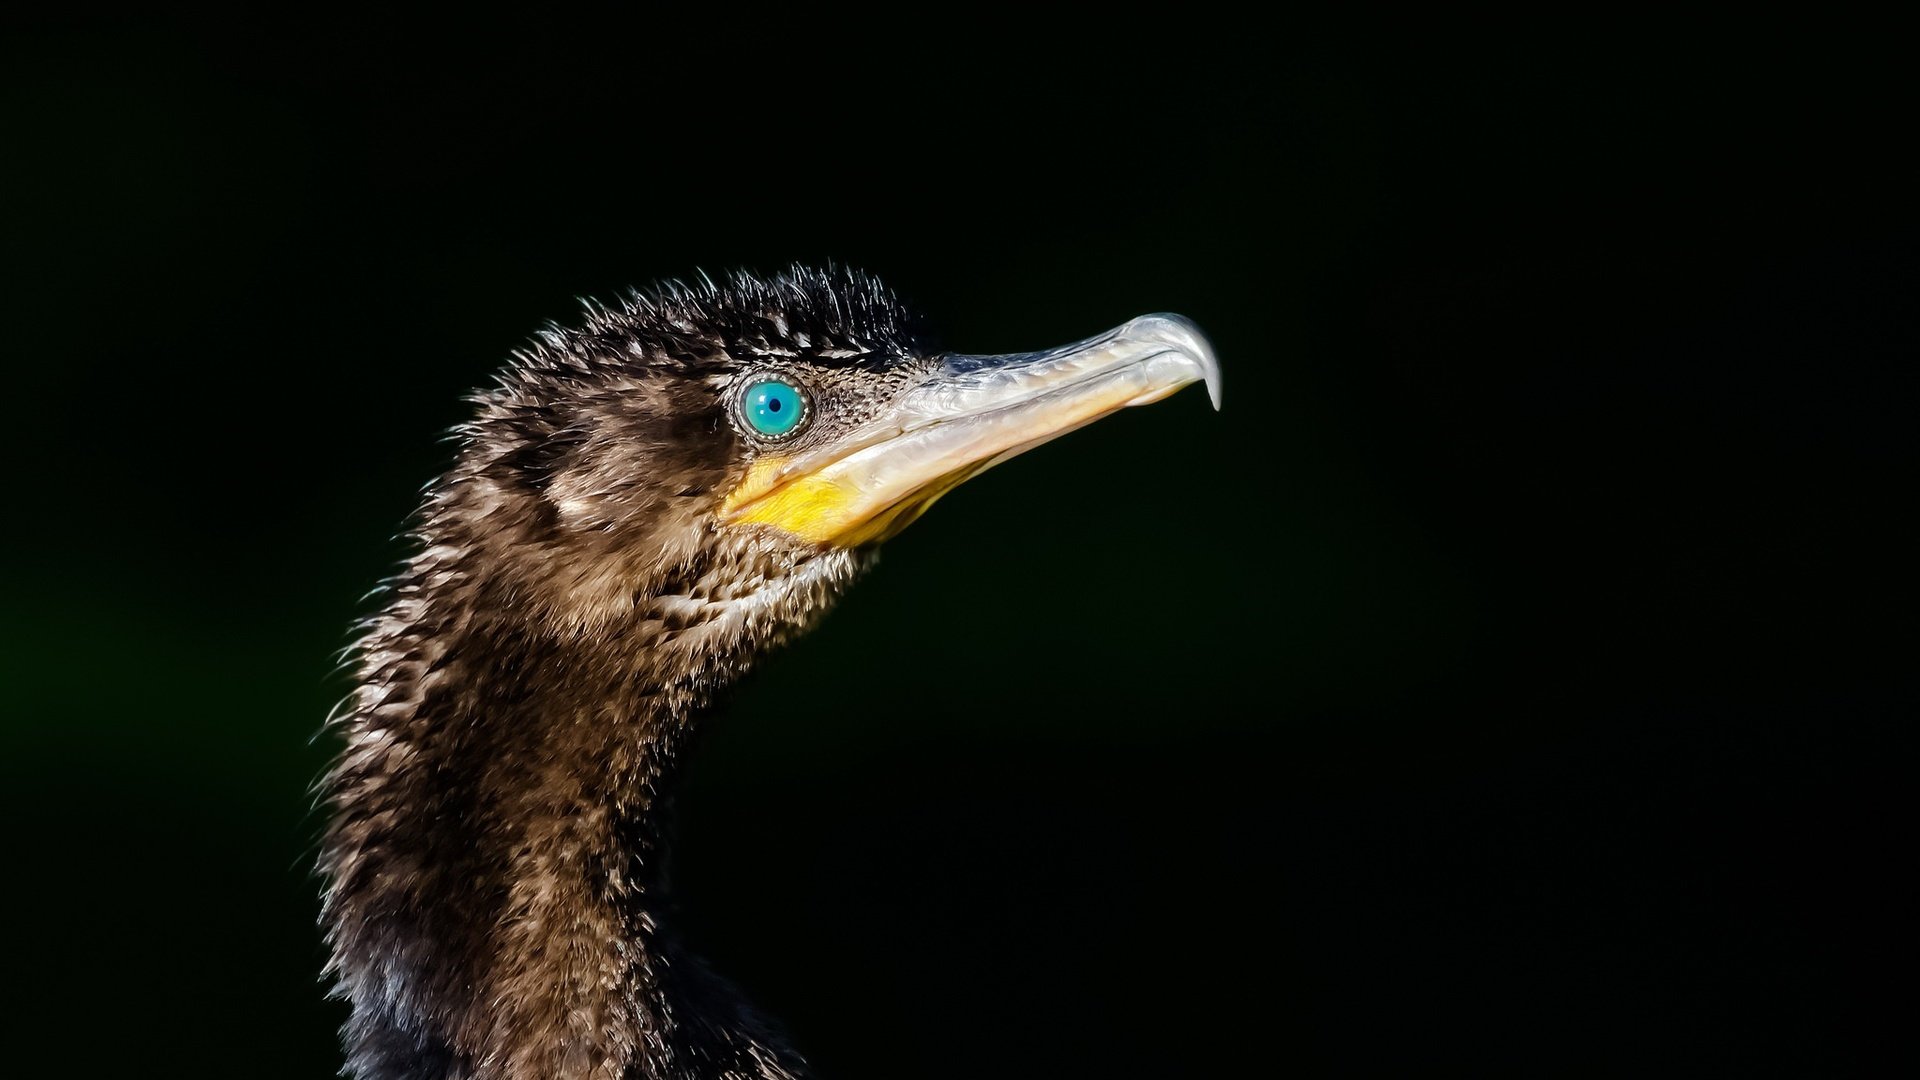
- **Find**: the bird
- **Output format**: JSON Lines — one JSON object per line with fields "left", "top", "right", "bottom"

{"left": 318, "top": 266, "right": 1221, "bottom": 1080}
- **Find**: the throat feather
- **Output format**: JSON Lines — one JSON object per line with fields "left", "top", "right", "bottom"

{"left": 320, "top": 539, "right": 864, "bottom": 1079}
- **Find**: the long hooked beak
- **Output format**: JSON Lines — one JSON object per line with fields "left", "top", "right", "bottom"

{"left": 723, "top": 314, "right": 1221, "bottom": 547}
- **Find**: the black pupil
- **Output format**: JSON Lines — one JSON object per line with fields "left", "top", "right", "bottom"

{"left": 767, "top": 396, "right": 782, "bottom": 413}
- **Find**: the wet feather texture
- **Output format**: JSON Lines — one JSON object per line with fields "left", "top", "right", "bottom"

{"left": 321, "top": 268, "right": 919, "bottom": 1080}
{"left": 318, "top": 266, "right": 1217, "bottom": 1079}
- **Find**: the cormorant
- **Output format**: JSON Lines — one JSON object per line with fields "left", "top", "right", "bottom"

{"left": 319, "top": 267, "right": 1221, "bottom": 1080}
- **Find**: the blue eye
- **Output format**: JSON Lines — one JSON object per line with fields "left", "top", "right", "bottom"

{"left": 739, "top": 377, "right": 809, "bottom": 439}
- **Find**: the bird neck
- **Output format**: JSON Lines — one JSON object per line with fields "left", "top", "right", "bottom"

{"left": 322, "top": 534, "right": 865, "bottom": 1080}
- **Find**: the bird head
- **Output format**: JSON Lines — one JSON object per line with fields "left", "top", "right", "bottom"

{"left": 443, "top": 267, "right": 1219, "bottom": 631}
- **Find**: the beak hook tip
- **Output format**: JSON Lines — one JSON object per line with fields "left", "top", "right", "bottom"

{"left": 1129, "top": 312, "right": 1222, "bottom": 411}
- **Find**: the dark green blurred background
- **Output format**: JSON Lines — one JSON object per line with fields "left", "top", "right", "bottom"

{"left": 2, "top": 19, "right": 1907, "bottom": 1076}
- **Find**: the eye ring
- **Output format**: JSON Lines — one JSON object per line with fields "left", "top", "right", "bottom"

{"left": 736, "top": 375, "right": 812, "bottom": 441}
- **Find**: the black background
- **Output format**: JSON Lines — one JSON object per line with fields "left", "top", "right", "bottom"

{"left": 2, "top": 18, "right": 1907, "bottom": 1076}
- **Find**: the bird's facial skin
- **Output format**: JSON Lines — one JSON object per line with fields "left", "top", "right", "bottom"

{"left": 456, "top": 273, "right": 1216, "bottom": 631}
{"left": 719, "top": 314, "right": 1222, "bottom": 548}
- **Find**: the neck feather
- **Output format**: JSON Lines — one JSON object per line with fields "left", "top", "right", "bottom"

{"left": 321, "top": 529, "right": 863, "bottom": 1080}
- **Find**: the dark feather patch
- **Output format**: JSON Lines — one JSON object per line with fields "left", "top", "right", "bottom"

{"left": 318, "top": 268, "right": 921, "bottom": 1080}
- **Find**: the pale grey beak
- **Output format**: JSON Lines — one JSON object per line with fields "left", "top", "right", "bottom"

{"left": 724, "top": 314, "right": 1221, "bottom": 546}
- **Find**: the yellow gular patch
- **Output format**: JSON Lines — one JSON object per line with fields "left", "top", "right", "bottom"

{"left": 727, "top": 470, "right": 863, "bottom": 545}
{"left": 721, "top": 457, "right": 794, "bottom": 518}
{"left": 723, "top": 457, "right": 980, "bottom": 548}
